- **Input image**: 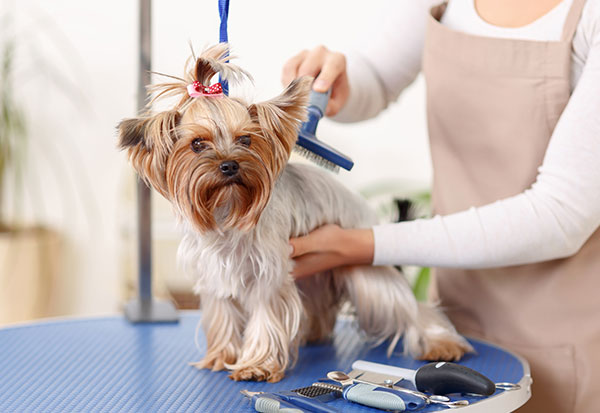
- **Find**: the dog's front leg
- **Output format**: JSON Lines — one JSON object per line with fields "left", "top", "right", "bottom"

{"left": 227, "top": 280, "right": 303, "bottom": 383}
{"left": 191, "top": 294, "right": 244, "bottom": 371}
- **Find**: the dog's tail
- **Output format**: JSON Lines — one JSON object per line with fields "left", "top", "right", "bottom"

{"left": 338, "top": 264, "right": 473, "bottom": 361}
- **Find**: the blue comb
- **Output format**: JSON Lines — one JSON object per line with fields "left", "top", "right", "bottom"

{"left": 295, "top": 90, "right": 354, "bottom": 172}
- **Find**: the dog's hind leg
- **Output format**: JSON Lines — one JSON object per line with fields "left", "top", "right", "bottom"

{"left": 404, "top": 300, "right": 474, "bottom": 361}
{"left": 296, "top": 272, "right": 341, "bottom": 344}
{"left": 191, "top": 294, "right": 244, "bottom": 371}
{"left": 338, "top": 265, "right": 473, "bottom": 361}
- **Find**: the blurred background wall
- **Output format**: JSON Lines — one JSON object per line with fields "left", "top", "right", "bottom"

{"left": 0, "top": 0, "right": 431, "bottom": 323}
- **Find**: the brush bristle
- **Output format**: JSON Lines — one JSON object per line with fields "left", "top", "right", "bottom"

{"left": 293, "top": 145, "right": 341, "bottom": 173}
{"left": 292, "top": 385, "right": 336, "bottom": 398}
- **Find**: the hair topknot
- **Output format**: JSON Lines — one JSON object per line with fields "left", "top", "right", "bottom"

{"left": 147, "top": 43, "right": 253, "bottom": 109}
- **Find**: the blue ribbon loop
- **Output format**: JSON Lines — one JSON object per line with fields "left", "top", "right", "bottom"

{"left": 218, "top": 0, "right": 230, "bottom": 95}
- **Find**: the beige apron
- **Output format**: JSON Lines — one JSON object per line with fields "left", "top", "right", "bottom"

{"left": 423, "top": 1, "right": 599, "bottom": 411}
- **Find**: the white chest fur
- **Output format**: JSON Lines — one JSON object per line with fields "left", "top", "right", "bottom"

{"left": 177, "top": 162, "right": 376, "bottom": 299}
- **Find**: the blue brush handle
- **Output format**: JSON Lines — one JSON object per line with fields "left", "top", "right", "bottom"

{"left": 251, "top": 393, "right": 308, "bottom": 413}
{"left": 343, "top": 383, "right": 425, "bottom": 411}
{"left": 301, "top": 90, "right": 331, "bottom": 136}
{"left": 309, "top": 90, "right": 330, "bottom": 116}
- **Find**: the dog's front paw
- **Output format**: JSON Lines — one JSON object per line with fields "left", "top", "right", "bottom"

{"left": 229, "top": 365, "right": 284, "bottom": 383}
{"left": 419, "top": 338, "right": 473, "bottom": 362}
{"left": 191, "top": 350, "right": 237, "bottom": 372}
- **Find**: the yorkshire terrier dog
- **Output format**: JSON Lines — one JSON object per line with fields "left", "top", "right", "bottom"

{"left": 118, "top": 44, "right": 472, "bottom": 383}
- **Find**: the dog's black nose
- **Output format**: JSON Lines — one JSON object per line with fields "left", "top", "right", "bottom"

{"left": 219, "top": 160, "right": 239, "bottom": 177}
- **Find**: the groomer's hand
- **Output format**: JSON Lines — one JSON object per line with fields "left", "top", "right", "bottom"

{"left": 289, "top": 224, "right": 374, "bottom": 278}
{"left": 281, "top": 45, "right": 350, "bottom": 117}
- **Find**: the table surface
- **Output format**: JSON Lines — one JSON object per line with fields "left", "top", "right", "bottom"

{"left": 0, "top": 311, "right": 530, "bottom": 412}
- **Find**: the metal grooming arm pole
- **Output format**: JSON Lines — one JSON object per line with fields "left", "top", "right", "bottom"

{"left": 124, "top": 0, "right": 178, "bottom": 323}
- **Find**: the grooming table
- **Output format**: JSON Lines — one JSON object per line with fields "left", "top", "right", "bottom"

{"left": 0, "top": 311, "right": 530, "bottom": 412}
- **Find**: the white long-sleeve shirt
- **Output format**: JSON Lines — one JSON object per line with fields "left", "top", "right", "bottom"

{"left": 335, "top": 0, "right": 600, "bottom": 268}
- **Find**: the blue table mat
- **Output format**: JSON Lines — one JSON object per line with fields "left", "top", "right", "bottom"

{"left": 0, "top": 312, "right": 523, "bottom": 412}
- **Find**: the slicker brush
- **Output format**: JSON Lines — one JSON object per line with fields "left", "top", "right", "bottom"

{"left": 294, "top": 90, "right": 354, "bottom": 172}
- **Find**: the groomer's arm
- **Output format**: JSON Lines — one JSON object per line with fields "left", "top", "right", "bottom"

{"left": 282, "top": 0, "right": 438, "bottom": 120}
{"left": 293, "top": 7, "right": 600, "bottom": 275}
{"left": 372, "top": 33, "right": 600, "bottom": 269}
{"left": 288, "top": 0, "right": 439, "bottom": 278}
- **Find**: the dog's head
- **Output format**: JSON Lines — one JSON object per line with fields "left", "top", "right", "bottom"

{"left": 118, "top": 44, "right": 311, "bottom": 233}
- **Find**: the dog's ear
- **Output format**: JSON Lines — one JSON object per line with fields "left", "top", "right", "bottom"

{"left": 117, "top": 109, "right": 180, "bottom": 153}
{"left": 117, "top": 117, "right": 149, "bottom": 150}
{"left": 117, "top": 110, "right": 181, "bottom": 198}
{"left": 248, "top": 76, "right": 311, "bottom": 168}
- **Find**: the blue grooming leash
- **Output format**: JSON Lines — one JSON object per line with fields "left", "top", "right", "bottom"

{"left": 218, "top": 0, "right": 229, "bottom": 95}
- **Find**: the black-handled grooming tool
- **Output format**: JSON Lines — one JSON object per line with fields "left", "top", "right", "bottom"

{"left": 414, "top": 362, "right": 496, "bottom": 396}
{"left": 311, "top": 380, "right": 469, "bottom": 409}
{"left": 352, "top": 360, "right": 496, "bottom": 396}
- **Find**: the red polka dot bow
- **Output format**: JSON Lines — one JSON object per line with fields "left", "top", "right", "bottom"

{"left": 187, "top": 81, "right": 224, "bottom": 98}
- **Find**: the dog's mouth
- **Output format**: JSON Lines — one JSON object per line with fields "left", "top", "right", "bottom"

{"left": 224, "top": 176, "right": 246, "bottom": 188}
{"left": 202, "top": 176, "right": 247, "bottom": 201}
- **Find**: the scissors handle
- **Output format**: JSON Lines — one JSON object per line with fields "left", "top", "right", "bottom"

{"left": 252, "top": 394, "right": 308, "bottom": 413}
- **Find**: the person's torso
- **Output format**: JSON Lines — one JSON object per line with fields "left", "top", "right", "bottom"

{"left": 422, "top": 1, "right": 599, "bottom": 411}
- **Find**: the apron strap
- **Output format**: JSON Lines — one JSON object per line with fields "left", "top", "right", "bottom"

{"left": 561, "top": 0, "right": 587, "bottom": 42}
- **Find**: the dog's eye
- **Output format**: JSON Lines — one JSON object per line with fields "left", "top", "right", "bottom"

{"left": 191, "top": 138, "right": 208, "bottom": 153}
{"left": 236, "top": 135, "right": 251, "bottom": 147}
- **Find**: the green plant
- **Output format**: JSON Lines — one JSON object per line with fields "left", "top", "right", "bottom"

{"left": 0, "top": 31, "right": 27, "bottom": 229}
{"left": 412, "top": 266, "right": 431, "bottom": 301}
